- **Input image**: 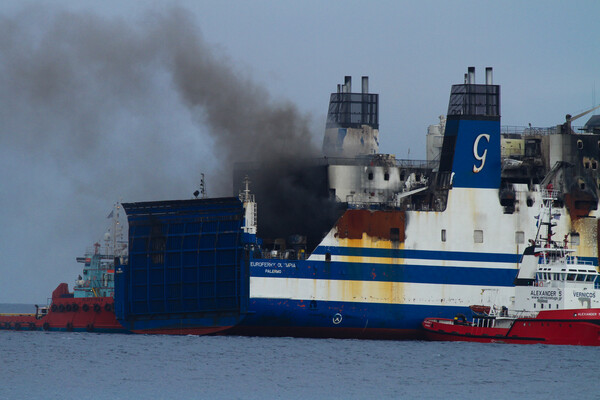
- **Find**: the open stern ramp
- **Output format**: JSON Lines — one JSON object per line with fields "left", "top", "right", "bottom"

{"left": 115, "top": 198, "right": 248, "bottom": 334}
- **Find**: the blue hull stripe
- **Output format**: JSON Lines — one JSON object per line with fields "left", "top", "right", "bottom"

{"left": 312, "top": 246, "right": 598, "bottom": 266}
{"left": 313, "top": 246, "right": 523, "bottom": 263}
{"left": 251, "top": 260, "right": 518, "bottom": 286}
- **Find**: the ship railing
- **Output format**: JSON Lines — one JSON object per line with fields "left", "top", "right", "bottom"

{"left": 473, "top": 317, "right": 496, "bottom": 328}
{"left": 507, "top": 309, "right": 537, "bottom": 319}
{"left": 502, "top": 125, "right": 584, "bottom": 136}
{"left": 84, "top": 246, "right": 117, "bottom": 258}
{"left": 540, "top": 189, "right": 560, "bottom": 200}
{"left": 235, "top": 156, "right": 437, "bottom": 171}
{"left": 325, "top": 157, "right": 436, "bottom": 169}
{"left": 84, "top": 244, "right": 127, "bottom": 258}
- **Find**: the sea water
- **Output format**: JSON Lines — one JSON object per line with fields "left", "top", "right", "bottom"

{"left": 0, "top": 306, "right": 598, "bottom": 399}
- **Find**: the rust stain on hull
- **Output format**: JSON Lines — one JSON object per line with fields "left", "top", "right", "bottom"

{"left": 564, "top": 192, "right": 597, "bottom": 220}
{"left": 334, "top": 209, "right": 405, "bottom": 242}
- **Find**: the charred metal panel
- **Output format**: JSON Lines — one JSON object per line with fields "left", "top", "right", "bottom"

{"left": 334, "top": 209, "right": 405, "bottom": 242}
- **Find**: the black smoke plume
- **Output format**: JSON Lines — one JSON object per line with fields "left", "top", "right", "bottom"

{"left": 0, "top": 5, "right": 339, "bottom": 286}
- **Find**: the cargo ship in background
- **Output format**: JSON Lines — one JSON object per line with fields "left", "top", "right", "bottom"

{"left": 0, "top": 204, "right": 127, "bottom": 333}
{"left": 422, "top": 190, "right": 600, "bottom": 345}
{"left": 113, "top": 67, "right": 600, "bottom": 342}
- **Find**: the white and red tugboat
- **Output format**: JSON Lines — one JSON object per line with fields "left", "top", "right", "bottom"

{"left": 423, "top": 190, "right": 600, "bottom": 346}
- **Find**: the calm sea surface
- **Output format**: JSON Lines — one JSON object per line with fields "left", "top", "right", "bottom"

{"left": 1, "top": 304, "right": 597, "bottom": 399}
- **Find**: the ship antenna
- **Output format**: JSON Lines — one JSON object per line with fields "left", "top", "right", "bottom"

{"left": 200, "top": 173, "right": 206, "bottom": 198}
{"left": 194, "top": 174, "right": 207, "bottom": 199}
{"left": 546, "top": 191, "right": 552, "bottom": 247}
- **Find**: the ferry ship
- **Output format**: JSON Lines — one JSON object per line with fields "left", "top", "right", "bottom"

{"left": 422, "top": 190, "right": 600, "bottom": 345}
{"left": 108, "top": 67, "right": 599, "bottom": 338}
{"left": 0, "top": 205, "right": 127, "bottom": 333}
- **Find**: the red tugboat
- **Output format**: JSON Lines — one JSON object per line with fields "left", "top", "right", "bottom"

{"left": 422, "top": 190, "right": 600, "bottom": 346}
{"left": 0, "top": 205, "right": 128, "bottom": 333}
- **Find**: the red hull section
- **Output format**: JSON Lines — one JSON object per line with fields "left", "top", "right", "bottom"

{"left": 423, "top": 309, "right": 600, "bottom": 346}
{"left": 0, "top": 285, "right": 126, "bottom": 333}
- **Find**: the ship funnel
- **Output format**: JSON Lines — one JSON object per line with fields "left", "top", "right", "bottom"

{"left": 437, "top": 67, "right": 501, "bottom": 189}
{"left": 323, "top": 76, "right": 379, "bottom": 157}
{"left": 486, "top": 67, "right": 493, "bottom": 85}
{"left": 467, "top": 67, "right": 475, "bottom": 84}
{"left": 344, "top": 76, "right": 352, "bottom": 93}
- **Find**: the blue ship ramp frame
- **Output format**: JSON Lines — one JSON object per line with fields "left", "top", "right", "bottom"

{"left": 115, "top": 197, "right": 249, "bottom": 332}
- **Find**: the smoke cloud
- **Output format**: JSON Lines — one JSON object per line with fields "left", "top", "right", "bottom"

{"left": 1, "top": 7, "right": 320, "bottom": 194}
{"left": 1, "top": 5, "right": 338, "bottom": 301}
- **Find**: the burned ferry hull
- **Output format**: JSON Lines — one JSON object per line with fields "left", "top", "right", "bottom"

{"left": 226, "top": 69, "right": 520, "bottom": 338}
{"left": 233, "top": 196, "right": 527, "bottom": 338}
{"left": 115, "top": 69, "right": 600, "bottom": 339}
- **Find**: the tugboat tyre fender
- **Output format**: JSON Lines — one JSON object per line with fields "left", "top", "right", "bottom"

{"left": 58, "top": 304, "right": 65, "bottom": 313}
{"left": 86, "top": 323, "right": 94, "bottom": 332}
{"left": 65, "top": 304, "right": 72, "bottom": 312}
{"left": 29, "top": 322, "right": 36, "bottom": 330}
{"left": 72, "top": 303, "right": 79, "bottom": 312}
{"left": 454, "top": 313, "right": 467, "bottom": 324}
{"left": 14, "top": 323, "right": 21, "bottom": 330}
{"left": 82, "top": 304, "right": 89, "bottom": 312}
{"left": 51, "top": 304, "right": 58, "bottom": 312}
{"left": 93, "top": 304, "right": 101, "bottom": 313}
{"left": 66, "top": 322, "right": 73, "bottom": 332}
{"left": 42, "top": 322, "right": 50, "bottom": 331}
{"left": 104, "top": 303, "right": 113, "bottom": 312}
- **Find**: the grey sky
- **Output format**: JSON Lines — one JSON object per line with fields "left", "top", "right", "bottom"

{"left": 1, "top": 1, "right": 599, "bottom": 303}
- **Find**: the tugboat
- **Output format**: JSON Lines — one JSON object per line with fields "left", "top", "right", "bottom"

{"left": 422, "top": 189, "right": 600, "bottom": 346}
{"left": 0, "top": 204, "right": 128, "bottom": 333}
